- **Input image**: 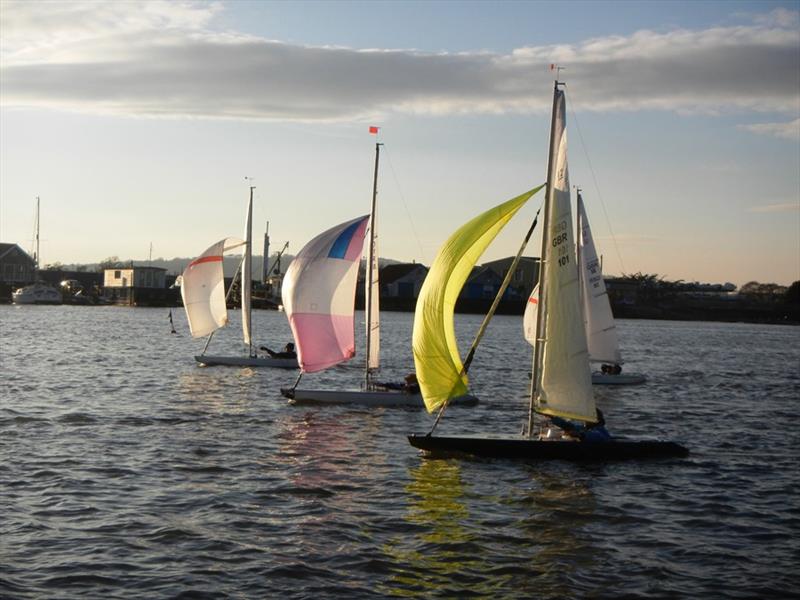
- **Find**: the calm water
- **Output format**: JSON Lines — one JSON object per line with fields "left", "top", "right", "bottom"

{"left": 1, "top": 305, "right": 799, "bottom": 599}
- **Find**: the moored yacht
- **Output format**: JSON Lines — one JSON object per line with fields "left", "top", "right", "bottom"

{"left": 12, "top": 197, "right": 62, "bottom": 306}
{"left": 12, "top": 282, "right": 62, "bottom": 305}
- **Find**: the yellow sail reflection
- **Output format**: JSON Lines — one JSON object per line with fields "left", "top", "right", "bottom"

{"left": 405, "top": 459, "right": 469, "bottom": 538}
{"left": 380, "top": 459, "right": 476, "bottom": 597}
{"left": 381, "top": 461, "right": 601, "bottom": 597}
{"left": 412, "top": 185, "right": 545, "bottom": 412}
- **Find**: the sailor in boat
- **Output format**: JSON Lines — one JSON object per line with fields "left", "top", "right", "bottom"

{"left": 547, "top": 409, "right": 612, "bottom": 442}
{"left": 601, "top": 363, "right": 623, "bottom": 375}
{"left": 260, "top": 342, "right": 297, "bottom": 360}
{"left": 375, "top": 373, "right": 421, "bottom": 394}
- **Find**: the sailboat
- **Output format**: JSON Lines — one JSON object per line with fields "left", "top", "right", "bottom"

{"left": 522, "top": 191, "right": 647, "bottom": 385}
{"left": 181, "top": 186, "right": 298, "bottom": 369}
{"left": 280, "top": 141, "right": 477, "bottom": 408}
{"left": 12, "top": 197, "right": 62, "bottom": 305}
{"left": 408, "top": 80, "right": 687, "bottom": 460}
{"left": 577, "top": 189, "right": 646, "bottom": 385}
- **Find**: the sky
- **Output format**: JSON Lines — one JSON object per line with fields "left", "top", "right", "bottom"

{"left": 0, "top": 0, "right": 798, "bottom": 286}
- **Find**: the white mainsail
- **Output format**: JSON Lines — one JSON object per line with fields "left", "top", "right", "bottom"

{"left": 532, "top": 87, "right": 595, "bottom": 423}
{"left": 242, "top": 188, "right": 254, "bottom": 351}
{"left": 577, "top": 193, "right": 622, "bottom": 365}
{"left": 181, "top": 237, "right": 246, "bottom": 338}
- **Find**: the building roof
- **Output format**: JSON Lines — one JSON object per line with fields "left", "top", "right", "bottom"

{"left": 380, "top": 262, "right": 427, "bottom": 285}
{"left": 467, "top": 265, "right": 504, "bottom": 284}
{"left": 481, "top": 256, "right": 539, "bottom": 269}
{"left": 0, "top": 243, "right": 33, "bottom": 262}
{"left": 104, "top": 265, "right": 167, "bottom": 272}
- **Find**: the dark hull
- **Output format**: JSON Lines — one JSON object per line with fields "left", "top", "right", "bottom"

{"left": 408, "top": 433, "right": 689, "bottom": 461}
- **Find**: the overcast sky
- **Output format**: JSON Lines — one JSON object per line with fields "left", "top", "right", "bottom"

{"left": 1, "top": 0, "right": 798, "bottom": 285}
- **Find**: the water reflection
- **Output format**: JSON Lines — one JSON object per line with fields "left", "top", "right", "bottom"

{"left": 382, "top": 458, "right": 482, "bottom": 597}
{"left": 531, "top": 473, "right": 597, "bottom": 580}
{"left": 384, "top": 460, "right": 599, "bottom": 597}
{"left": 270, "top": 410, "right": 391, "bottom": 555}
{"left": 404, "top": 459, "right": 470, "bottom": 541}
{"left": 174, "top": 370, "right": 256, "bottom": 413}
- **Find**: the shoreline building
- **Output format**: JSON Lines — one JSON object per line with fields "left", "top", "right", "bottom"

{"left": 103, "top": 266, "right": 173, "bottom": 306}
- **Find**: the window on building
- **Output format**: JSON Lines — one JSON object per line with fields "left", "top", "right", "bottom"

{"left": 114, "top": 270, "right": 121, "bottom": 279}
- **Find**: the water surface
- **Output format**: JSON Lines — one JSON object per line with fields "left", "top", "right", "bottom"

{"left": 1, "top": 306, "right": 798, "bottom": 598}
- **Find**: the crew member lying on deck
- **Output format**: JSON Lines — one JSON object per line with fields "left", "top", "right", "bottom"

{"left": 375, "top": 373, "right": 420, "bottom": 394}
{"left": 260, "top": 343, "right": 297, "bottom": 360}
{"left": 549, "top": 408, "right": 611, "bottom": 442}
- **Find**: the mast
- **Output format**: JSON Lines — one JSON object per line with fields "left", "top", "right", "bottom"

{"left": 34, "top": 196, "right": 40, "bottom": 273}
{"left": 364, "top": 142, "right": 381, "bottom": 388}
{"left": 576, "top": 187, "right": 583, "bottom": 295}
{"left": 262, "top": 221, "right": 270, "bottom": 284}
{"left": 527, "top": 79, "right": 563, "bottom": 437}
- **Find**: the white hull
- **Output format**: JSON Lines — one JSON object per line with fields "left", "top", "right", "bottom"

{"left": 195, "top": 355, "right": 298, "bottom": 369}
{"left": 591, "top": 372, "right": 647, "bottom": 385}
{"left": 282, "top": 387, "right": 480, "bottom": 408}
{"left": 12, "top": 283, "right": 62, "bottom": 305}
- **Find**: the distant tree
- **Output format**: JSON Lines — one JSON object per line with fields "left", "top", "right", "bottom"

{"left": 785, "top": 281, "right": 800, "bottom": 304}
{"left": 740, "top": 281, "right": 786, "bottom": 302}
{"left": 75, "top": 264, "right": 88, "bottom": 272}
{"left": 624, "top": 272, "right": 663, "bottom": 286}
{"left": 739, "top": 281, "right": 761, "bottom": 296}
{"left": 97, "top": 256, "right": 121, "bottom": 272}
{"left": 621, "top": 272, "right": 673, "bottom": 302}
{"left": 42, "top": 262, "right": 63, "bottom": 271}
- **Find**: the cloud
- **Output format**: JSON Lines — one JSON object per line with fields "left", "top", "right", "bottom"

{"left": 752, "top": 7, "right": 800, "bottom": 28}
{"left": 1, "top": 1, "right": 798, "bottom": 121}
{"left": 739, "top": 118, "right": 800, "bottom": 140}
{"left": 748, "top": 203, "right": 800, "bottom": 213}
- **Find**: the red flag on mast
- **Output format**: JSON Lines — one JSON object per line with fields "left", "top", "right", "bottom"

{"left": 369, "top": 126, "right": 379, "bottom": 135}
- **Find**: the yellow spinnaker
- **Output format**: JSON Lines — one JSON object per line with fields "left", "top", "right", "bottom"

{"left": 412, "top": 185, "right": 545, "bottom": 412}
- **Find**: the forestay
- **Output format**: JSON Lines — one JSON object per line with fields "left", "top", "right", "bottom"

{"left": 532, "top": 88, "right": 595, "bottom": 423}
{"left": 283, "top": 215, "right": 370, "bottom": 373}
{"left": 577, "top": 193, "right": 622, "bottom": 365}
{"left": 181, "top": 237, "right": 246, "bottom": 338}
{"left": 413, "top": 187, "right": 541, "bottom": 413}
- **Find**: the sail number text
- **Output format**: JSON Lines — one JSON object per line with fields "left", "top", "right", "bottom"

{"left": 551, "top": 220, "right": 570, "bottom": 267}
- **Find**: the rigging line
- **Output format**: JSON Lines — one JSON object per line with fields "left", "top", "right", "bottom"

{"left": 381, "top": 146, "right": 425, "bottom": 260}
{"left": 566, "top": 95, "right": 627, "bottom": 275}
{"left": 290, "top": 371, "right": 303, "bottom": 393}
{"left": 427, "top": 400, "right": 448, "bottom": 436}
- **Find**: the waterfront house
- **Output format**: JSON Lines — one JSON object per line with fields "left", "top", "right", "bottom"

{"left": 0, "top": 243, "right": 36, "bottom": 286}
{"left": 0, "top": 243, "right": 36, "bottom": 302}
{"left": 373, "top": 262, "right": 429, "bottom": 311}
{"left": 103, "top": 266, "right": 174, "bottom": 306}
{"left": 480, "top": 256, "right": 540, "bottom": 298}
{"left": 463, "top": 266, "right": 505, "bottom": 300}
{"left": 380, "top": 263, "right": 428, "bottom": 299}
